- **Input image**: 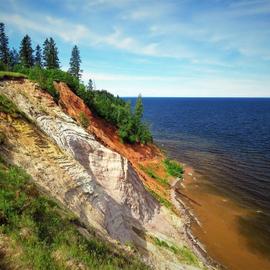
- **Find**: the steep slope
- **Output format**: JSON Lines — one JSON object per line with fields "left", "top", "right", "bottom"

{"left": 55, "top": 81, "right": 173, "bottom": 203}
{"left": 0, "top": 79, "right": 205, "bottom": 269}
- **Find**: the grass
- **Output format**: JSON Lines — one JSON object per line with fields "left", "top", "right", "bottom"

{"left": 79, "top": 111, "right": 90, "bottom": 129}
{"left": 0, "top": 94, "right": 32, "bottom": 124}
{"left": 0, "top": 93, "right": 21, "bottom": 116}
{"left": 140, "top": 165, "right": 169, "bottom": 188}
{"left": 0, "top": 158, "right": 149, "bottom": 270}
{"left": 163, "top": 158, "right": 184, "bottom": 178}
{"left": 150, "top": 236, "right": 200, "bottom": 267}
{"left": 0, "top": 71, "right": 26, "bottom": 79}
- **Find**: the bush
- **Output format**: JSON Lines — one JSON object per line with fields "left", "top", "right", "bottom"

{"left": 164, "top": 158, "right": 184, "bottom": 178}
{"left": 13, "top": 65, "right": 80, "bottom": 102}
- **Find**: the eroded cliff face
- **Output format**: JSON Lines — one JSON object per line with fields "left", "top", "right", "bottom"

{"left": 55, "top": 81, "right": 173, "bottom": 203}
{"left": 0, "top": 79, "right": 202, "bottom": 270}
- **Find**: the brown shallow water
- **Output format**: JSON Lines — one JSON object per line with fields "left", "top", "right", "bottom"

{"left": 181, "top": 172, "right": 270, "bottom": 270}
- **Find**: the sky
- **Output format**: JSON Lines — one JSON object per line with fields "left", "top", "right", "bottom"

{"left": 0, "top": 0, "right": 270, "bottom": 97}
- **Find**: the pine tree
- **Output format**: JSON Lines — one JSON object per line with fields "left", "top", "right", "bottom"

{"left": 87, "top": 79, "right": 93, "bottom": 91}
{"left": 68, "top": 45, "right": 82, "bottom": 79}
{"left": 43, "top": 37, "right": 60, "bottom": 69}
{"left": 134, "top": 94, "right": 143, "bottom": 123}
{"left": 34, "top": 44, "right": 42, "bottom": 67}
{"left": 9, "top": 48, "right": 19, "bottom": 67}
{"left": 0, "top": 22, "right": 10, "bottom": 66}
{"left": 19, "top": 35, "right": 34, "bottom": 67}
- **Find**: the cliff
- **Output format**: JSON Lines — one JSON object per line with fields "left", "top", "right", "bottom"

{"left": 0, "top": 78, "right": 205, "bottom": 269}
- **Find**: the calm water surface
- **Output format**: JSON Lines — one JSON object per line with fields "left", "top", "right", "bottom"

{"left": 127, "top": 97, "right": 270, "bottom": 268}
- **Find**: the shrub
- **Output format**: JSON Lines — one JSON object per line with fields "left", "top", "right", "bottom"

{"left": 164, "top": 158, "right": 184, "bottom": 178}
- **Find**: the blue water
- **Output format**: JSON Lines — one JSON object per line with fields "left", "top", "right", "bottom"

{"left": 126, "top": 97, "right": 270, "bottom": 255}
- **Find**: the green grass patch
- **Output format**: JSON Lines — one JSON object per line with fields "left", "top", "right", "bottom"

{"left": 0, "top": 71, "right": 26, "bottom": 79}
{"left": 0, "top": 93, "right": 21, "bottom": 116}
{"left": 150, "top": 236, "right": 200, "bottom": 267}
{"left": 0, "top": 158, "right": 149, "bottom": 270}
{"left": 140, "top": 165, "right": 169, "bottom": 188}
{"left": 163, "top": 158, "right": 184, "bottom": 178}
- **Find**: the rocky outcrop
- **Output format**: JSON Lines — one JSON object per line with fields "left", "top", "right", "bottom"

{"left": 0, "top": 79, "right": 203, "bottom": 270}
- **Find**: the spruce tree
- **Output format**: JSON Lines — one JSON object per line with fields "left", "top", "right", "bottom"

{"left": 134, "top": 94, "right": 143, "bottom": 123}
{"left": 68, "top": 45, "right": 82, "bottom": 79}
{"left": 0, "top": 22, "right": 10, "bottom": 66}
{"left": 43, "top": 37, "right": 60, "bottom": 69}
{"left": 9, "top": 48, "right": 19, "bottom": 67}
{"left": 34, "top": 44, "right": 42, "bottom": 67}
{"left": 19, "top": 34, "right": 34, "bottom": 67}
{"left": 87, "top": 79, "right": 93, "bottom": 91}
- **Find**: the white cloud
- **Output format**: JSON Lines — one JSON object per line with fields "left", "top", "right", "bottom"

{"left": 0, "top": 13, "right": 92, "bottom": 44}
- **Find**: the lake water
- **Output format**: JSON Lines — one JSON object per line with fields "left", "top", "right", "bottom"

{"left": 127, "top": 97, "right": 270, "bottom": 269}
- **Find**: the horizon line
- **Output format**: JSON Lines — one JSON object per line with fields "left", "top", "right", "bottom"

{"left": 122, "top": 96, "right": 270, "bottom": 98}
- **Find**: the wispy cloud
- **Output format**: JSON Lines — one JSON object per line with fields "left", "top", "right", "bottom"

{"left": 0, "top": 13, "right": 91, "bottom": 44}
{"left": 1, "top": 0, "right": 269, "bottom": 96}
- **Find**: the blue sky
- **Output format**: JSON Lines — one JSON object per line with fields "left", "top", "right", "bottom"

{"left": 1, "top": 0, "right": 270, "bottom": 97}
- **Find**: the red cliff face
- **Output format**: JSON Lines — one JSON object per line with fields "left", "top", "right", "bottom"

{"left": 54, "top": 82, "right": 170, "bottom": 197}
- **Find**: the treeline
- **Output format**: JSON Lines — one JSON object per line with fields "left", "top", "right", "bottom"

{"left": 0, "top": 22, "right": 152, "bottom": 144}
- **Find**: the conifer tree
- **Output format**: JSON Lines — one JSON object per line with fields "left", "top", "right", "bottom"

{"left": 0, "top": 22, "right": 10, "bottom": 66}
{"left": 68, "top": 45, "right": 82, "bottom": 79}
{"left": 134, "top": 94, "right": 143, "bottom": 124}
{"left": 34, "top": 44, "right": 42, "bottom": 67}
{"left": 19, "top": 34, "right": 34, "bottom": 67}
{"left": 43, "top": 37, "right": 60, "bottom": 69}
{"left": 87, "top": 79, "right": 93, "bottom": 91}
{"left": 9, "top": 48, "right": 19, "bottom": 67}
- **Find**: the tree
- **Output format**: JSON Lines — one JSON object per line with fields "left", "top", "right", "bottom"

{"left": 34, "top": 44, "right": 42, "bottom": 67}
{"left": 0, "top": 22, "right": 10, "bottom": 66}
{"left": 134, "top": 94, "right": 143, "bottom": 126}
{"left": 19, "top": 35, "right": 34, "bottom": 67}
{"left": 43, "top": 37, "right": 60, "bottom": 69}
{"left": 68, "top": 45, "right": 82, "bottom": 79}
{"left": 87, "top": 79, "right": 93, "bottom": 91}
{"left": 9, "top": 48, "right": 19, "bottom": 67}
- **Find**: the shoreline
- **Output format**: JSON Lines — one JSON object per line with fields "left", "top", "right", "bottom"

{"left": 170, "top": 166, "right": 223, "bottom": 270}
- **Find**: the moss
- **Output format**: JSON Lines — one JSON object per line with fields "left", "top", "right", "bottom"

{"left": 0, "top": 158, "right": 149, "bottom": 270}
